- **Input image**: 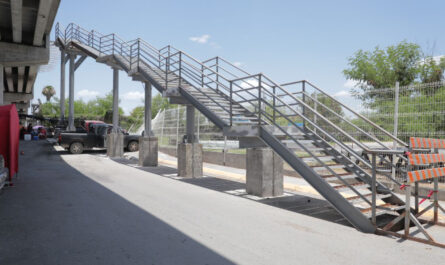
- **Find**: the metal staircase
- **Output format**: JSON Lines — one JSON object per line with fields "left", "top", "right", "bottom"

{"left": 55, "top": 23, "right": 411, "bottom": 233}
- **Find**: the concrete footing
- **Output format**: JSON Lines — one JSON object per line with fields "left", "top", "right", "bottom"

{"left": 246, "top": 147, "right": 283, "bottom": 197}
{"left": 138, "top": 136, "right": 158, "bottom": 167}
{"left": 106, "top": 133, "right": 124, "bottom": 158}
{"left": 177, "top": 143, "right": 203, "bottom": 178}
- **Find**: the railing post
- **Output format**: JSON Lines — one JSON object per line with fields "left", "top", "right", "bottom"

{"left": 258, "top": 74, "right": 262, "bottom": 125}
{"left": 404, "top": 183, "right": 411, "bottom": 237}
{"left": 137, "top": 39, "right": 140, "bottom": 70}
{"left": 230, "top": 81, "right": 233, "bottom": 126}
{"left": 179, "top": 52, "right": 182, "bottom": 88}
{"left": 99, "top": 37, "right": 102, "bottom": 55}
{"left": 273, "top": 85, "right": 276, "bottom": 123}
{"left": 201, "top": 64, "right": 204, "bottom": 88}
{"left": 302, "top": 80, "right": 306, "bottom": 129}
{"left": 371, "top": 153, "right": 377, "bottom": 226}
{"left": 112, "top": 34, "right": 115, "bottom": 54}
{"left": 216, "top": 57, "right": 219, "bottom": 92}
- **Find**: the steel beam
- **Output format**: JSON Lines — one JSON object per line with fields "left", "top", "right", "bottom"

{"left": 186, "top": 105, "right": 196, "bottom": 143}
{"left": 67, "top": 53, "right": 76, "bottom": 131}
{"left": 60, "top": 50, "right": 66, "bottom": 121}
{"left": 74, "top": 55, "right": 87, "bottom": 71}
{"left": 112, "top": 68, "right": 119, "bottom": 133}
{"left": 144, "top": 81, "right": 152, "bottom": 137}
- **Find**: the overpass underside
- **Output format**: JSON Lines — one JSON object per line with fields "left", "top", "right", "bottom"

{"left": 0, "top": 0, "right": 60, "bottom": 114}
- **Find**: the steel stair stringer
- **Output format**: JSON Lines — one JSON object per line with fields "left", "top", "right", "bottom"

{"left": 302, "top": 129, "right": 405, "bottom": 206}
{"left": 259, "top": 127, "right": 376, "bottom": 233}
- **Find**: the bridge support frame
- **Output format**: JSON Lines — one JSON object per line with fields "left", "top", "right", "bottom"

{"left": 59, "top": 50, "right": 66, "bottom": 123}
{"left": 177, "top": 105, "right": 203, "bottom": 178}
{"left": 66, "top": 53, "right": 76, "bottom": 131}
{"left": 246, "top": 147, "right": 283, "bottom": 197}
{"left": 139, "top": 81, "right": 158, "bottom": 166}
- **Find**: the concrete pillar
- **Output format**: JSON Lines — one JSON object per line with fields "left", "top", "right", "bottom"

{"left": 107, "top": 67, "right": 123, "bottom": 157}
{"left": 246, "top": 147, "right": 283, "bottom": 197}
{"left": 0, "top": 64, "right": 3, "bottom": 105}
{"left": 67, "top": 53, "right": 76, "bottom": 131}
{"left": 177, "top": 105, "right": 203, "bottom": 177}
{"left": 139, "top": 81, "right": 158, "bottom": 166}
{"left": 178, "top": 142, "right": 203, "bottom": 178}
{"left": 59, "top": 50, "right": 66, "bottom": 122}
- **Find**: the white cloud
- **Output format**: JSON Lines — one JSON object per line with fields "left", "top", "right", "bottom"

{"left": 233, "top": 62, "right": 243, "bottom": 67}
{"left": 77, "top": 89, "right": 99, "bottom": 99}
{"left": 122, "top": 91, "right": 144, "bottom": 101}
{"left": 189, "top": 34, "right": 211, "bottom": 44}
{"left": 333, "top": 90, "right": 350, "bottom": 97}
{"left": 419, "top": 55, "right": 445, "bottom": 65}
{"left": 343, "top": 79, "right": 359, "bottom": 89}
{"left": 240, "top": 79, "right": 259, "bottom": 89}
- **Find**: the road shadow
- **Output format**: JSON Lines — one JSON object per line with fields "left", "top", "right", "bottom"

{"left": 0, "top": 141, "right": 236, "bottom": 265}
{"left": 110, "top": 155, "right": 352, "bottom": 228}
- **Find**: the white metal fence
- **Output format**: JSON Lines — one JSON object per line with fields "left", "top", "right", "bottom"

{"left": 151, "top": 106, "right": 239, "bottom": 151}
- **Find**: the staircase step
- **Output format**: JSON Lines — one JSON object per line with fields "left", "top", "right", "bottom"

{"left": 321, "top": 173, "right": 356, "bottom": 180}
{"left": 346, "top": 193, "right": 392, "bottom": 203}
{"left": 332, "top": 182, "right": 369, "bottom": 191}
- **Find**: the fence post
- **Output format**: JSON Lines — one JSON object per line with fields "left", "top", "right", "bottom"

{"left": 176, "top": 105, "right": 180, "bottom": 152}
{"left": 258, "top": 74, "right": 262, "bottom": 125}
{"left": 391, "top": 81, "right": 400, "bottom": 188}
{"left": 160, "top": 109, "right": 165, "bottom": 146}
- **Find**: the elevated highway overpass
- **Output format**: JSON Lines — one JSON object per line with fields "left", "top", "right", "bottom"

{"left": 0, "top": 0, "right": 60, "bottom": 114}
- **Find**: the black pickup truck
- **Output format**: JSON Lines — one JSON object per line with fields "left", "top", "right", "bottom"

{"left": 58, "top": 124, "right": 140, "bottom": 154}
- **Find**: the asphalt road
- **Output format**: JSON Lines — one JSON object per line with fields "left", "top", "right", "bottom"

{"left": 0, "top": 141, "right": 444, "bottom": 265}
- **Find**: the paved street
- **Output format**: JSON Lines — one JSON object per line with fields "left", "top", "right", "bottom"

{"left": 1, "top": 141, "right": 445, "bottom": 265}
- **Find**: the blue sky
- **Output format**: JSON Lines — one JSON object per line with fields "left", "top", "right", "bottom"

{"left": 34, "top": 0, "right": 445, "bottom": 114}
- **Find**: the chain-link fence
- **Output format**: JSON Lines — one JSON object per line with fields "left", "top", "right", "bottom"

{"left": 151, "top": 106, "right": 240, "bottom": 152}
{"left": 353, "top": 80, "right": 445, "bottom": 142}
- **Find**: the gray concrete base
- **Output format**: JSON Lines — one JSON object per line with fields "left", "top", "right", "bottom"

{"left": 106, "top": 133, "right": 124, "bottom": 158}
{"left": 177, "top": 143, "right": 203, "bottom": 178}
{"left": 246, "top": 147, "right": 283, "bottom": 197}
{"left": 138, "top": 136, "right": 158, "bottom": 167}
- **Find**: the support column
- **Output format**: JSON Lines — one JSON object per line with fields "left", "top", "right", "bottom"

{"left": 59, "top": 50, "right": 66, "bottom": 123}
{"left": 67, "top": 53, "right": 76, "bottom": 131}
{"left": 139, "top": 81, "right": 158, "bottom": 166}
{"left": 0, "top": 64, "right": 3, "bottom": 105}
{"left": 177, "top": 105, "right": 203, "bottom": 177}
{"left": 246, "top": 147, "right": 283, "bottom": 197}
{"left": 107, "top": 67, "right": 124, "bottom": 157}
{"left": 112, "top": 67, "right": 119, "bottom": 132}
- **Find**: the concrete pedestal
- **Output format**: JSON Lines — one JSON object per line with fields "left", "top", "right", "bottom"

{"left": 138, "top": 136, "right": 158, "bottom": 166}
{"left": 106, "top": 133, "right": 124, "bottom": 158}
{"left": 178, "top": 143, "right": 203, "bottom": 178}
{"left": 246, "top": 147, "right": 283, "bottom": 197}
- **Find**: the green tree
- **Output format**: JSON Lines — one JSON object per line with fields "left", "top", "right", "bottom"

{"left": 343, "top": 41, "right": 422, "bottom": 93}
{"left": 151, "top": 93, "right": 173, "bottom": 119}
{"left": 419, "top": 56, "right": 445, "bottom": 83}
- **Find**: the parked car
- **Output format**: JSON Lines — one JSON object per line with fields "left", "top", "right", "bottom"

{"left": 58, "top": 124, "right": 139, "bottom": 154}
